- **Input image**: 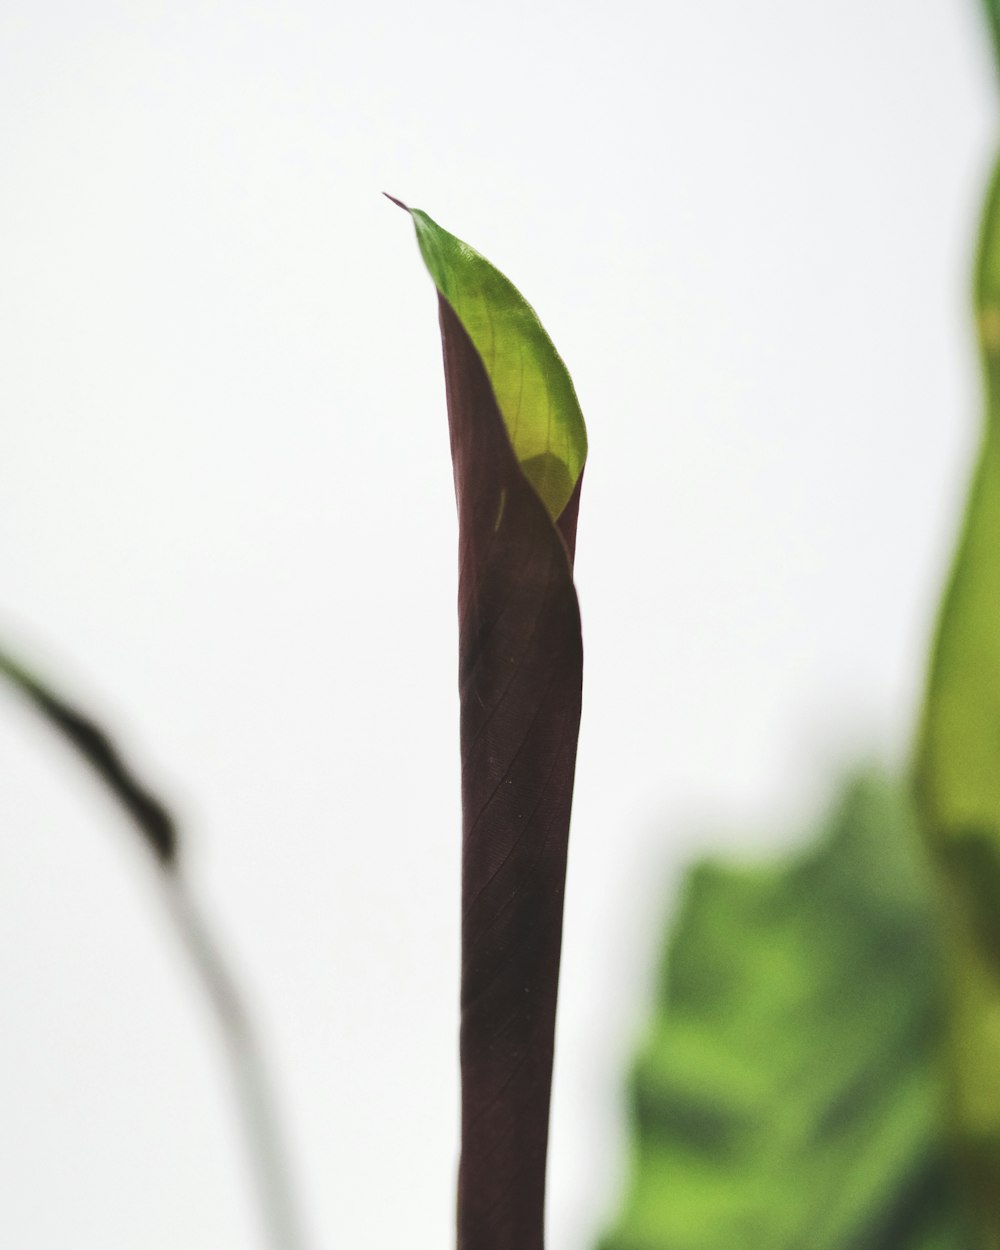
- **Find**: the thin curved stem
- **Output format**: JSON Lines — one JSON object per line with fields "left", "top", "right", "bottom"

{"left": 160, "top": 873, "right": 310, "bottom": 1250}
{"left": 0, "top": 647, "right": 311, "bottom": 1248}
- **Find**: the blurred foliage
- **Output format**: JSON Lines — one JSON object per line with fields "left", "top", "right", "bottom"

{"left": 599, "top": 773, "right": 972, "bottom": 1250}
{"left": 601, "top": 9, "right": 1000, "bottom": 1245}
{"left": 983, "top": 0, "right": 1000, "bottom": 79}
{"left": 910, "top": 3, "right": 1000, "bottom": 1240}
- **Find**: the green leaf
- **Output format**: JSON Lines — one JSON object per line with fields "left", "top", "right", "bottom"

{"left": 396, "top": 198, "right": 587, "bottom": 522}
{"left": 599, "top": 773, "right": 969, "bottom": 1250}
{"left": 912, "top": 13, "right": 1000, "bottom": 1228}
{"left": 917, "top": 155, "right": 1000, "bottom": 841}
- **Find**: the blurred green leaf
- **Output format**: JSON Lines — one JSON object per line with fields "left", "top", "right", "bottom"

{"left": 600, "top": 773, "right": 969, "bottom": 1250}
{"left": 916, "top": 149, "right": 1000, "bottom": 846}
{"left": 982, "top": 0, "right": 1000, "bottom": 76}
{"left": 911, "top": 10, "right": 1000, "bottom": 1233}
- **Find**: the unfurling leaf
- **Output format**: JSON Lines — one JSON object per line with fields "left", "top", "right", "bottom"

{"left": 396, "top": 199, "right": 586, "bottom": 1250}
{"left": 600, "top": 773, "right": 969, "bottom": 1250}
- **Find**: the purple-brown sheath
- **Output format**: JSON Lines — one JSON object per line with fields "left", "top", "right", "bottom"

{"left": 394, "top": 198, "right": 587, "bottom": 1250}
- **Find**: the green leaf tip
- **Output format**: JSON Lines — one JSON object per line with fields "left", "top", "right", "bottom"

{"left": 400, "top": 205, "right": 588, "bottom": 523}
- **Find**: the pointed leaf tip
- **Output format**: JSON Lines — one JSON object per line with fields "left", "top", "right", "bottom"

{"left": 400, "top": 206, "right": 588, "bottom": 525}
{"left": 404, "top": 216, "right": 587, "bottom": 1249}
{"left": 383, "top": 192, "right": 409, "bottom": 211}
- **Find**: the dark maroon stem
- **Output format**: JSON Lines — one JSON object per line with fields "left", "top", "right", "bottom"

{"left": 438, "top": 295, "right": 584, "bottom": 1250}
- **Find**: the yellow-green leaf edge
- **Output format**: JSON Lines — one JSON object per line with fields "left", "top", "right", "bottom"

{"left": 405, "top": 204, "right": 588, "bottom": 523}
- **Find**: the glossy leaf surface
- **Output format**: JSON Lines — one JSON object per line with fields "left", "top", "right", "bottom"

{"left": 400, "top": 202, "right": 586, "bottom": 1250}
{"left": 600, "top": 774, "right": 968, "bottom": 1250}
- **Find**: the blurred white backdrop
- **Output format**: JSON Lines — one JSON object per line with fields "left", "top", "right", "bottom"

{"left": 0, "top": 1, "right": 994, "bottom": 1246}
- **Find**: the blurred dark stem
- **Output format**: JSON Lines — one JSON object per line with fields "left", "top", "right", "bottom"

{"left": 161, "top": 873, "right": 309, "bottom": 1250}
{"left": 0, "top": 646, "right": 309, "bottom": 1250}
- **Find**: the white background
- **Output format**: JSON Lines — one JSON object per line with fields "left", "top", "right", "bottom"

{"left": 0, "top": 1, "right": 994, "bottom": 1246}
